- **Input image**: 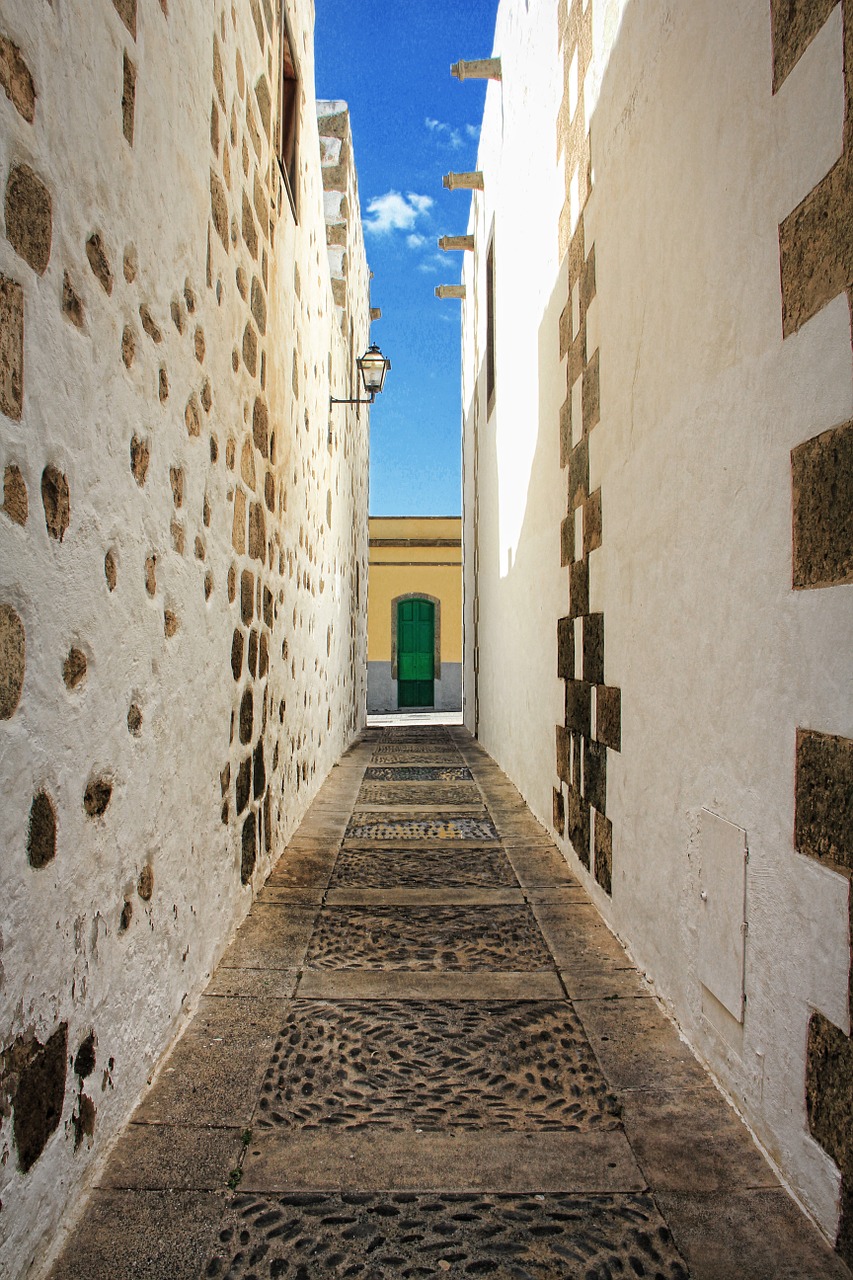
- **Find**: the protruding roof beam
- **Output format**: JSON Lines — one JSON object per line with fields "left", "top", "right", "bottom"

{"left": 370, "top": 307, "right": 382, "bottom": 320}
{"left": 451, "top": 58, "right": 502, "bottom": 81}
{"left": 435, "top": 284, "right": 466, "bottom": 299}
{"left": 438, "top": 235, "right": 475, "bottom": 252}
{"left": 442, "top": 171, "right": 484, "bottom": 191}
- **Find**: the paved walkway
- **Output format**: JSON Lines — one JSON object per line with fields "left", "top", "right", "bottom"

{"left": 50, "top": 726, "right": 849, "bottom": 1279}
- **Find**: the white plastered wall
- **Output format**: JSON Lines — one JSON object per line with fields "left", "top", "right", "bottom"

{"left": 0, "top": 2, "right": 369, "bottom": 1276}
{"left": 462, "top": 0, "right": 852, "bottom": 1241}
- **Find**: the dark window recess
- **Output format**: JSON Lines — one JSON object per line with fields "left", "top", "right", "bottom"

{"left": 276, "top": 9, "right": 300, "bottom": 218}
{"left": 486, "top": 237, "right": 496, "bottom": 413}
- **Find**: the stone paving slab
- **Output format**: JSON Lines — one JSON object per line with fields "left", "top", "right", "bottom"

{"left": 295, "top": 970, "right": 567, "bottom": 1001}
{"left": 255, "top": 999, "right": 619, "bottom": 1132}
{"left": 49, "top": 1190, "right": 226, "bottom": 1280}
{"left": 97, "top": 1122, "right": 245, "bottom": 1190}
{"left": 325, "top": 887, "right": 525, "bottom": 907}
{"left": 239, "top": 1129, "right": 646, "bottom": 1193}
{"left": 330, "top": 844, "right": 519, "bottom": 889}
{"left": 217, "top": 906, "right": 319, "bottom": 969}
{"left": 304, "top": 905, "right": 555, "bottom": 971}
{"left": 204, "top": 1190, "right": 689, "bottom": 1278}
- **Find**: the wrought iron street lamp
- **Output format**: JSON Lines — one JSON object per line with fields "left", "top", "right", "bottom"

{"left": 330, "top": 343, "right": 391, "bottom": 406}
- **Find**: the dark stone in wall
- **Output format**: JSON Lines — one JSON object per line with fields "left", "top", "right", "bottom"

{"left": 248, "top": 628, "right": 258, "bottom": 677}
{"left": 560, "top": 514, "right": 574, "bottom": 567}
{"left": 122, "top": 51, "right": 136, "bottom": 145}
{"left": 779, "top": 159, "right": 850, "bottom": 338}
{"left": 210, "top": 169, "right": 229, "bottom": 249}
{"left": 112, "top": 0, "right": 137, "bottom": 39}
{"left": 565, "top": 679, "right": 591, "bottom": 737}
{"left": 792, "top": 420, "right": 853, "bottom": 588}
{"left": 243, "top": 322, "right": 258, "bottom": 376}
{"left": 241, "top": 813, "right": 256, "bottom": 883}
{"left": 594, "top": 810, "right": 612, "bottom": 895}
{"left": 0, "top": 274, "right": 24, "bottom": 419}
{"left": 236, "top": 756, "right": 251, "bottom": 814}
{"left": 559, "top": 395, "right": 572, "bottom": 468}
{"left": 770, "top": 0, "right": 838, "bottom": 91}
{"left": 3, "top": 463, "right": 27, "bottom": 524}
{"left": 253, "top": 740, "right": 265, "bottom": 799}
{"left": 251, "top": 276, "right": 267, "bottom": 334}
{"left": 556, "top": 725, "right": 570, "bottom": 784}
{"left": 248, "top": 501, "right": 265, "bottom": 559}
{"left": 85, "top": 234, "right": 113, "bottom": 295}
{"left": 253, "top": 396, "right": 269, "bottom": 455}
{"left": 568, "top": 436, "right": 589, "bottom": 511}
{"left": 62, "top": 647, "right": 86, "bottom": 689}
{"left": 241, "top": 570, "right": 254, "bottom": 624}
{"left": 239, "top": 688, "right": 253, "bottom": 744}
{"left": 242, "top": 191, "right": 258, "bottom": 258}
{"left": 557, "top": 615, "right": 574, "bottom": 680}
{"left": 582, "top": 348, "right": 600, "bottom": 434}
{"left": 27, "top": 791, "right": 56, "bottom": 868}
{"left": 41, "top": 465, "right": 70, "bottom": 541}
{"left": 137, "top": 863, "right": 153, "bottom": 900}
{"left": 582, "top": 612, "right": 604, "bottom": 685}
{"left": 62, "top": 272, "right": 85, "bottom": 328}
{"left": 0, "top": 35, "right": 36, "bottom": 123}
{"left": 795, "top": 729, "right": 852, "bottom": 871}
{"left": 5, "top": 164, "right": 52, "bottom": 275}
{"left": 552, "top": 786, "right": 565, "bottom": 836}
{"left": 567, "top": 784, "right": 590, "bottom": 868}
{"left": 130, "top": 434, "right": 149, "bottom": 487}
{"left": 231, "top": 629, "right": 243, "bottom": 681}
{"left": 263, "top": 587, "right": 273, "bottom": 628}
{"left": 83, "top": 778, "right": 112, "bottom": 817}
{"left": 73, "top": 1032, "right": 96, "bottom": 1079}
{"left": 806, "top": 1011, "right": 853, "bottom": 1265}
{"left": 596, "top": 685, "right": 621, "bottom": 752}
{"left": 11, "top": 1022, "right": 68, "bottom": 1172}
{"left": 584, "top": 488, "right": 602, "bottom": 556}
{"left": 569, "top": 556, "right": 589, "bottom": 619}
{"left": 583, "top": 738, "right": 607, "bottom": 813}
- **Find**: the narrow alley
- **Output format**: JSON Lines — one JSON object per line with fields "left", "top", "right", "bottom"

{"left": 47, "top": 724, "right": 846, "bottom": 1279}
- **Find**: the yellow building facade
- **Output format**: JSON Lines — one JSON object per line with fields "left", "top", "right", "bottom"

{"left": 367, "top": 517, "right": 462, "bottom": 713}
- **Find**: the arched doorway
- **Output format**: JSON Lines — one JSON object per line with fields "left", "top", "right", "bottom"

{"left": 392, "top": 594, "right": 440, "bottom": 708}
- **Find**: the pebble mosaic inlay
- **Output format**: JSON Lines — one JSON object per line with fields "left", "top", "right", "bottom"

{"left": 257, "top": 1001, "right": 620, "bottom": 1131}
{"left": 329, "top": 846, "right": 518, "bottom": 889}
{"left": 345, "top": 817, "right": 500, "bottom": 843}
{"left": 364, "top": 766, "right": 474, "bottom": 782}
{"left": 356, "top": 782, "right": 483, "bottom": 807}
{"left": 205, "top": 1191, "right": 689, "bottom": 1278}
{"left": 304, "top": 906, "right": 553, "bottom": 970}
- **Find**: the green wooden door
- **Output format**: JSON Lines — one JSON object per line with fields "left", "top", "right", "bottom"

{"left": 397, "top": 598, "right": 435, "bottom": 708}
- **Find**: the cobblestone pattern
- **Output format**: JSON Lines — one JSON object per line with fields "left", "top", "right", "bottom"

{"left": 257, "top": 1001, "right": 620, "bottom": 1131}
{"left": 329, "top": 846, "right": 518, "bottom": 889}
{"left": 364, "top": 766, "right": 473, "bottom": 782}
{"left": 370, "top": 748, "right": 462, "bottom": 764}
{"left": 356, "top": 782, "right": 483, "bottom": 806}
{"left": 205, "top": 1191, "right": 689, "bottom": 1278}
{"left": 304, "top": 906, "right": 553, "bottom": 971}
{"left": 345, "top": 817, "right": 499, "bottom": 843}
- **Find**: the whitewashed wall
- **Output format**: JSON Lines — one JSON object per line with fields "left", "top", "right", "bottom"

{"left": 0, "top": 2, "right": 369, "bottom": 1276}
{"left": 462, "top": 0, "right": 852, "bottom": 1249}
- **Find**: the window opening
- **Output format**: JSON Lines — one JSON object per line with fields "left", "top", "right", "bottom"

{"left": 277, "top": 6, "right": 300, "bottom": 219}
{"left": 486, "top": 235, "right": 496, "bottom": 414}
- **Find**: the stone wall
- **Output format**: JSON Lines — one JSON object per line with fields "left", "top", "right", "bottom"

{"left": 461, "top": 0, "right": 852, "bottom": 1256}
{"left": 0, "top": 2, "right": 370, "bottom": 1276}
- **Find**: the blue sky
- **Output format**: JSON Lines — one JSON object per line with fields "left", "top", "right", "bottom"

{"left": 314, "top": 1, "right": 498, "bottom": 516}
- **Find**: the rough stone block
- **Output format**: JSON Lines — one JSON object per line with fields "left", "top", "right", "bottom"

{"left": 112, "top": 0, "right": 137, "bottom": 39}
{"left": 565, "top": 679, "right": 591, "bottom": 737}
{"left": 568, "top": 435, "right": 589, "bottom": 510}
{"left": 86, "top": 233, "right": 113, "bottom": 294}
{"left": 552, "top": 787, "right": 565, "bottom": 836}
{"left": 248, "top": 501, "right": 265, "bottom": 559}
{"left": 795, "top": 729, "right": 852, "bottom": 871}
{"left": 792, "top": 420, "right": 853, "bottom": 588}
{"left": 594, "top": 810, "right": 612, "bottom": 895}
{"left": 9, "top": 1023, "right": 67, "bottom": 1172}
{"left": 0, "top": 274, "right": 23, "bottom": 419}
{"left": 596, "top": 685, "right": 621, "bottom": 752}
{"left": 560, "top": 513, "right": 574, "bottom": 567}
{"left": 210, "top": 169, "right": 228, "bottom": 249}
{"left": 780, "top": 160, "right": 851, "bottom": 337}
{"left": 5, "top": 164, "right": 52, "bottom": 275}
{"left": 582, "top": 612, "right": 604, "bottom": 685}
{"left": 582, "top": 348, "right": 600, "bottom": 434}
{"left": 0, "top": 36, "right": 36, "bottom": 122}
{"left": 569, "top": 556, "right": 589, "bottom": 619}
{"left": 770, "top": 0, "right": 838, "bottom": 91}
{"left": 122, "top": 51, "right": 136, "bottom": 145}
{"left": 583, "top": 738, "right": 607, "bottom": 813}
{"left": 557, "top": 615, "right": 574, "bottom": 680}
{"left": 41, "top": 465, "right": 70, "bottom": 541}
{"left": 27, "top": 791, "right": 56, "bottom": 868}
{"left": 240, "top": 569, "right": 254, "bottom": 624}
{"left": 61, "top": 272, "right": 85, "bottom": 328}
{"left": 584, "top": 488, "right": 602, "bottom": 556}
{"left": 3, "top": 464, "right": 27, "bottom": 524}
{"left": 556, "top": 724, "right": 570, "bottom": 784}
{"left": 806, "top": 1011, "right": 853, "bottom": 1265}
{"left": 568, "top": 784, "right": 590, "bottom": 868}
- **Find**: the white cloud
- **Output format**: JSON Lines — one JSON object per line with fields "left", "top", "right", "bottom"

{"left": 364, "top": 190, "right": 434, "bottom": 235}
{"left": 425, "top": 117, "right": 464, "bottom": 149}
{"left": 406, "top": 233, "right": 427, "bottom": 249}
{"left": 466, "top": 124, "right": 480, "bottom": 139}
